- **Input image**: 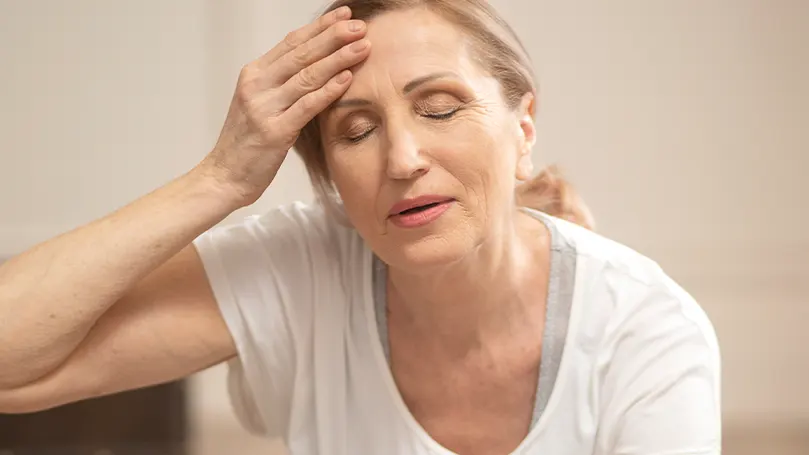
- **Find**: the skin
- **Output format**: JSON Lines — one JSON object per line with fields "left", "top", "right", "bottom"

{"left": 0, "top": 6, "right": 368, "bottom": 411}
{"left": 0, "top": 6, "right": 551, "bottom": 455}
{"left": 321, "top": 9, "right": 552, "bottom": 454}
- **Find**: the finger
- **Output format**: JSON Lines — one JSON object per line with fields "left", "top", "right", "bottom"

{"left": 281, "top": 70, "right": 353, "bottom": 132}
{"left": 257, "top": 5, "right": 352, "bottom": 67}
{"left": 275, "top": 38, "right": 370, "bottom": 109}
{"left": 269, "top": 19, "right": 366, "bottom": 85}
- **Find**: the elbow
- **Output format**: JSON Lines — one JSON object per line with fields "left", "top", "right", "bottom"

{"left": 0, "top": 389, "right": 55, "bottom": 415}
{"left": 0, "top": 382, "right": 84, "bottom": 414}
{"left": 0, "top": 371, "right": 80, "bottom": 415}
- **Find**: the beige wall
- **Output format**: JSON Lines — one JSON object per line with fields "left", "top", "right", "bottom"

{"left": 1, "top": 0, "right": 807, "bottom": 452}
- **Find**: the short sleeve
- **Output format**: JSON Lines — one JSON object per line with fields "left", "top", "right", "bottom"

{"left": 595, "top": 281, "right": 722, "bottom": 455}
{"left": 226, "top": 357, "right": 267, "bottom": 435}
{"left": 192, "top": 202, "right": 339, "bottom": 437}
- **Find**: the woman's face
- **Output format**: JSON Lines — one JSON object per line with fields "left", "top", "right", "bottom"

{"left": 319, "top": 8, "right": 535, "bottom": 270}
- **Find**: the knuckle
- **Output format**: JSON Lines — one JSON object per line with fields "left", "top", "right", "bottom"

{"left": 296, "top": 68, "right": 320, "bottom": 90}
{"left": 237, "top": 66, "right": 262, "bottom": 92}
{"left": 318, "top": 12, "right": 334, "bottom": 28}
{"left": 235, "top": 85, "right": 253, "bottom": 105}
{"left": 238, "top": 64, "right": 257, "bottom": 83}
{"left": 283, "top": 30, "right": 302, "bottom": 48}
{"left": 292, "top": 44, "right": 313, "bottom": 65}
{"left": 240, "top": 78, "right": 261, "bottom": 95}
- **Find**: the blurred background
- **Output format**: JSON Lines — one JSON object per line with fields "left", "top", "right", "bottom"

{"left": 0, "top": 0, "right": 806, "bottom": 454}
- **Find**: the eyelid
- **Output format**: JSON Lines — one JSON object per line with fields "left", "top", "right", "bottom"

{"left": 330, "top": 110, "right": 373, "bottom": 136}
{"left": 347, "top": 127, "right": 375, "bottom": 143}
{"left": 338, "top": 116, "right": 376, "bottom": 143}
{"left": 415, "top": 98, "right": 465, "bottom": 118}
{"left": 345, "top": 117, "right": 372, "bottom": 132}
{"left": 416, "top": 88, "right": 467, "bottom": 108}
{"left": 329, "top": 86, "right": 470, "bottom": 142}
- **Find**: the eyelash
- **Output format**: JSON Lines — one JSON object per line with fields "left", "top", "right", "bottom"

{"left": 347, "top": 129, "right": 373, "bottom": 143}
{"left": 345, "top": 108, "right": 460, "bottom": 143}
{"left": 424, "top": 109, "right": 459, "bottom": 120}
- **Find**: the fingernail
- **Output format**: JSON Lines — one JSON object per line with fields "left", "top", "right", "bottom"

{"left": 349, "top": 20, "right": 364, "bottom": 32}
{"left": 350, "top": 39, "right": 369, "bottom": 52}
{"left": 336, "top": 70, "right": 351, "bottom": 84}
{"left": 335, "top": 6, "right": 350, "bottom": 19}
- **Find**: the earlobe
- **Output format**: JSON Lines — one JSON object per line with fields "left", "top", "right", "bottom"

{"left": 516, "top": 154, "right": 534, "bottom": 181}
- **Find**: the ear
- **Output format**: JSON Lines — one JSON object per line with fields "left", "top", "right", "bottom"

{"left": 515, "top": 92, "right": 536, "bottom": 181}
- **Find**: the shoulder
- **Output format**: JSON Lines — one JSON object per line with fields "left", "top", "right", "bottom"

{"left": 191, "top": 202, "right": 369, "bottom": 437}
{"left": 196, "top": 201, "right": 334, "bottom": 248}
{"left": 547, "top": 215, "right": 719, "bottom": 366}
{"left": 547, "top": 217, "right": 721, "bottom": 450}
{"left": 194, "top": 201, "right": 361, "bottom": 268}
{"left": 549, "top": 214, "right": 669, "bottom": 285}
{"left": 191, "top": 200, "right": 368, "bottom": 340}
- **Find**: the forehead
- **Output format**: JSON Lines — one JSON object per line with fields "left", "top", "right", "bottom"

{"left": 349, "top": 8, "right": 482, "bottom": 91}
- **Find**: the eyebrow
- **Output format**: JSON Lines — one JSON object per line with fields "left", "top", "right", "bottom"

{"left": 329, "top": 71, "right": 460, "bottom": 111}
{"left": 403, "top": 71, "right": 458, "bottom": 94}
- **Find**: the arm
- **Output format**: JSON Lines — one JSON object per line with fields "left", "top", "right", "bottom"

{"left": 0, "top": 172, "right": 239, "bottom": 412}
{"left": 0, "top": 5, "right": 369, "bottom": 413}
{"left": 595, "top": 288, "right": 722, "bottom": 455}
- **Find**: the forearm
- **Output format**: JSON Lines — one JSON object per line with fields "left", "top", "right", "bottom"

{"left": 0, "top": 166, "right": 240, "bottom": 388}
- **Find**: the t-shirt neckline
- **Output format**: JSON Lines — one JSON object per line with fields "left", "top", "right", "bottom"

{"left": 361, "top": 208, "right": 577, "bottom": 454}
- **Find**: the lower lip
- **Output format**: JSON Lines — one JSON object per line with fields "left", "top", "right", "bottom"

{"left": 389, "top": 200, "right": 454, "bottom": 228}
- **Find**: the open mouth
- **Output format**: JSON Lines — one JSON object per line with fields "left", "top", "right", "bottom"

{"left": 396, "top": 202, "right": 442, "bottom": 215}
{"left": 388, "top": 197, "right": 454, "bottom": 228}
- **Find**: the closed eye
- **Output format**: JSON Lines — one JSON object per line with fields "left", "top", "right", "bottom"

{"left": 424, "top": 109, "right": 459, "bottom": 120}
{"left": 346, "top": 127, "right": 375, "bottom": 143}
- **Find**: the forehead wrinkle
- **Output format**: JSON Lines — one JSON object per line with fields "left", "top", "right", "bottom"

{"left": 352, "top": 9, "right": 469, "bottom": 93}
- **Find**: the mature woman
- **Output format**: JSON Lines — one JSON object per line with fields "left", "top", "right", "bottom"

{"left": 0, "top": 0, "right": 720, "bottom": 454}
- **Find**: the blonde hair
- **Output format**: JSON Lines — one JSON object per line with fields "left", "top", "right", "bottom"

{"left": 294, "top": 0, "right": 594, "bottom": 230}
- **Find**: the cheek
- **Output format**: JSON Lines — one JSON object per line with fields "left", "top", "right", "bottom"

{"left": 442, "top": 115, "right": 516, "bottom": 197}
{"left": 326, "top": 146, "right": 383, "bottom": 221}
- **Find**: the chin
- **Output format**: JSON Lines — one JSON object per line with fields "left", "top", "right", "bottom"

{"left": 356, "top": 202, "right": 483, "bottom": 271}
{"left": 388, "top": 235, "right": 470, "bottom": 271}
{"left": 380, "top": 223, "right": 481, "bottom": 273}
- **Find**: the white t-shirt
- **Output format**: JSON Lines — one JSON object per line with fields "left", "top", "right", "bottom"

{"left": 193, "top": 202, "right": 721, "bottom": 455}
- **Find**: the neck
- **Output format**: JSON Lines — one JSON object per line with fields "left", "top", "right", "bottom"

{"left": 386, "top": 209, "right": 551, "bottom": 357}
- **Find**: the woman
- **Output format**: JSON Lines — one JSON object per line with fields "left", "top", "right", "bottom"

{"left": 0, "top": 0, "right": 720, "bottom": 454}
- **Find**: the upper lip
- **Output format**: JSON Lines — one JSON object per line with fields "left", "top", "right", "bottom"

{"left": 388, "top": 195, "right": 454, "bottom": 216}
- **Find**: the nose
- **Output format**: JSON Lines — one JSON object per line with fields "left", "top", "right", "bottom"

{"left": 384, "top": 121, "right": 430, "bottom": 180}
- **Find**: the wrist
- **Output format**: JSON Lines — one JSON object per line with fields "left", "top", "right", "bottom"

{"left": 182, "top": 162, "right": 250, "bottom": 214}
{"left": 192, "top": 153, "right": 270, "bottom": 209}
